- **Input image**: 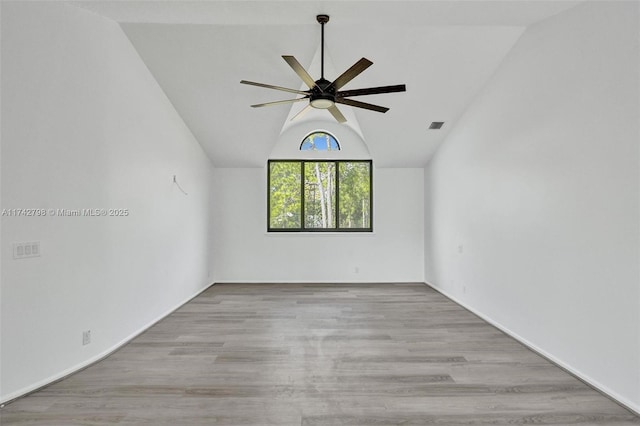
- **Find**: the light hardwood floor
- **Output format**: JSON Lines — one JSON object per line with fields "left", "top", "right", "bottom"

{"left": 2, "top": 283, "right": 639, "bottom": 425}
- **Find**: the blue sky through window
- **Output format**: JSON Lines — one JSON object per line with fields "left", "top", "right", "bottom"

{"left": 300, "top": 132, "right": 340, "bottom": 151}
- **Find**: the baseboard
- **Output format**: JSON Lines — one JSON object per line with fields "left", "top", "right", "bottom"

{"left": 0, "top": 282, "right": 215, "bottom": 406}
{"left": 423, "top": 281, "right": 640, "bottom": 417}
{"left": 212, "top": 280, "right": 423, "bottom": 284}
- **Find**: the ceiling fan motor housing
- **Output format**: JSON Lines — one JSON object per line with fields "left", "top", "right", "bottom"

{"left": 310, "top": 78, "right": 335, "bottom": 109}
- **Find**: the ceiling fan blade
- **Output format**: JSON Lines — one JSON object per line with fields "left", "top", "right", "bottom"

{"left": 337, "top": 84, "right": 406, "bottom": 98}
{"left": 240, "top": 80, "right": 309, "bottom": 96}
{"left": 291, "top": 104, "right": 313, "bottom": 121}
{"left": 328, "top": 105, "right": 347, "bottom": 123}
{"left": 251, "top": 97, "right": 309, "bottom": 108}
{"left": 282, "top": 56, "right": 317, "bottom": 89}
{"left": 336, "top": 98, "right": 389, "bottom": 113}
{"left": 328, "top": 58, "right": 373, "bottom": 91}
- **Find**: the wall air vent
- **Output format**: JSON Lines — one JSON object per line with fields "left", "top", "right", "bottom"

{"left": 429, "top": 122, "right": 444, "bottom": 130}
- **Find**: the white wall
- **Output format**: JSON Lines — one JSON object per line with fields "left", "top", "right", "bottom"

{"left": 425, "top": 1, "right": 639, "bottom": 411}
{"left": 213, "top": 167, "right": 424, "bottom": 283}
{"left": 1, "top": 2, "right": 213, "bottom": 402}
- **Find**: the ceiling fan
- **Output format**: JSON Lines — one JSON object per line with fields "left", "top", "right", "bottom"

{"left": 240, "top": 14, "right": 406, "bottom": 123}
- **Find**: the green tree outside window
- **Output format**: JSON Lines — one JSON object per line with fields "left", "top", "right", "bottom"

{"left": 268, "top": 160, "right": 372, "bottom": 232}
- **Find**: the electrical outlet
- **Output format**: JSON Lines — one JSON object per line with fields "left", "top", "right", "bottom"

{"left": 13, "top": 242, "right": 41, "bottom": 259}
{"left": 82, "top": 330, "right": 91, "bottom": 346}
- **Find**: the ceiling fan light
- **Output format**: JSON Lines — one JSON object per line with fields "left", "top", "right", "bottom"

{"left": 310, "top": 98, "right": 334, "bottom": 109}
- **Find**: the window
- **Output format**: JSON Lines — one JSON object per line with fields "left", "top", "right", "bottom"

{"left": 268, "top": 160, "right": 372, "bottom": 232}
{"left": 300, "top": 131, "right": 340, "bottom": 151}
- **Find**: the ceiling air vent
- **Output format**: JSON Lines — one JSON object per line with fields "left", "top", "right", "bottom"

{"left": 429, "top": 122, "right": 444, "bottom": 130}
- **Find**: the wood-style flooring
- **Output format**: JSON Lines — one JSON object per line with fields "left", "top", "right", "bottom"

{"left": 2, "top": 283, "right": 639, "bottom": 425}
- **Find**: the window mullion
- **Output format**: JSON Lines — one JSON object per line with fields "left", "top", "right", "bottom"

{"left": 335, "top": 161, "right": 340, "bottom": 230}
{"left": 369, "top": 160, "right": 373, "bottom": 230}
{"left": 267, "top": 162, "right": 272, "bottom": 230}
{"left": 301, "top": 161, "right": 306, "bottom": 230}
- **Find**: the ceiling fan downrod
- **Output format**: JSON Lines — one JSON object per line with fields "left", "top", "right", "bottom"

{"left": 317, "top": 14, "right": 329, "bottom": 80}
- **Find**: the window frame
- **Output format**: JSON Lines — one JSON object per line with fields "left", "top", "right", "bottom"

{"left": 267, "top": 159, "right": 373, "bottom": 233}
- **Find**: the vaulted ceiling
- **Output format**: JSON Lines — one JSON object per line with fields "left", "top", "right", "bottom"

{"left": 72, "top": 1, "right": 581, "bottom": 167}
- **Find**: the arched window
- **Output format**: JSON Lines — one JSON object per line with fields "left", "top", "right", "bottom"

{"left": 300, "top": 131, "right": 340, "bottom": 151}
{"left": 269, "top": 131, "right": 372, "bottom": 232}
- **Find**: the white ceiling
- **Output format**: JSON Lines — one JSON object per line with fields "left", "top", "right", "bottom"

{"left": 72, "top": 1, "right": 581, "bottom": 167}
